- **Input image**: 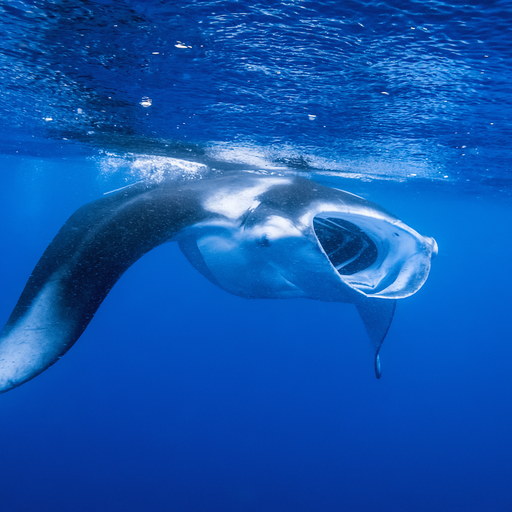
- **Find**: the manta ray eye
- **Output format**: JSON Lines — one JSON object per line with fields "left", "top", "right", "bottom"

{"left": 313, "top": 217, "right": 378, "bottom": 275}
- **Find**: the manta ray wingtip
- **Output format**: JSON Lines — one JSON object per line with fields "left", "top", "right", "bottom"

{"left": 374, "top": 353, "right": 382, "bottom": 379}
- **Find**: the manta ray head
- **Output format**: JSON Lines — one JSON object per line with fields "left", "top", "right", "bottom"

{"left": 179, "top": 179, "right": 437, "bottom": 302}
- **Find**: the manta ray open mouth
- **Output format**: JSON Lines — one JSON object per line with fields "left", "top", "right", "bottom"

{"left": 313, "top": 217, "right": 378, "bottom": 275}
{"left": 313, "top": 209, "right": 436, "bottom": 299}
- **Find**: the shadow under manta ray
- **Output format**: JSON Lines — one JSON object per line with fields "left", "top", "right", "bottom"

{"left": 0, "top": 174, "right": 437, "bottom": 393}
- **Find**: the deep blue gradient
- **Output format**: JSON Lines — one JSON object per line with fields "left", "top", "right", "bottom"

{"left": 1, "top": 1, "right": 512, "bottom": 511}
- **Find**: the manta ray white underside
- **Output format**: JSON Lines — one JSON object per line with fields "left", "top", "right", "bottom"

{"left": 0, "top": 174, "right": 437, "bottom": 392}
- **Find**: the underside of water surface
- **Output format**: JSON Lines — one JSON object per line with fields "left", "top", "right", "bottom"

{"left": 0, "top": 0, "right": 510, "bottom": 191}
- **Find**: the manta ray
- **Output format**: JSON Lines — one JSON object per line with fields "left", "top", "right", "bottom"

{"left": 0, "top": 174, "right": 437, "bottom": 392}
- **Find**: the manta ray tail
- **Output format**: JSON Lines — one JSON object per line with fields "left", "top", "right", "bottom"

{"left": 0, "top": 182, "right": 204, "bottom": 393}
{"left": 355, "top": 299, "right": 396, "bottom": 379}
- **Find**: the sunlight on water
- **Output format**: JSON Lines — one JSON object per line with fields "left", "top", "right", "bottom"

{"left": 97, "top": 152, "right": 208, "bottom": 183}
{"left": 0, "top": 0, "right": 510, "bottom": 190}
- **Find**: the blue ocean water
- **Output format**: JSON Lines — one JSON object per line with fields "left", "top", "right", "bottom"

{"left": 0, "top": 1, "right": 511, "bottom": 511}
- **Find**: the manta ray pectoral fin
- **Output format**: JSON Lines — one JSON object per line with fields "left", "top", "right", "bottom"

{"left": 0, "top": 182, "right": 205, "bottom": 393}
{"left": 355, "top": 298, "right": 396, "bottom": 379}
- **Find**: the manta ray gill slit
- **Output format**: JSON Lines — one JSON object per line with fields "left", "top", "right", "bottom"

{"left": 313, "top": 217, "right": 378, "bottom": 275}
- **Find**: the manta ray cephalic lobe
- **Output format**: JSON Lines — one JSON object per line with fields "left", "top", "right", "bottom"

{"left": 0, "top": 174, "right": 437, "bottom": 392}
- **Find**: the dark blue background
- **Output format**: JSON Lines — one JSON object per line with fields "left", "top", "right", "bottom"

{"left": 1, "top": 155, "right": 511, "bottom": 511}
